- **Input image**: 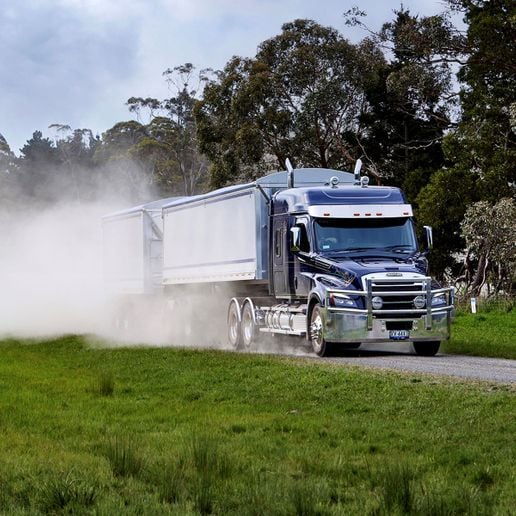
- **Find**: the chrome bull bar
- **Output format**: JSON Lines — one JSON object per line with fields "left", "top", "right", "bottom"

{"left": 326, "top": 277, "right": 455, "bottom": 331}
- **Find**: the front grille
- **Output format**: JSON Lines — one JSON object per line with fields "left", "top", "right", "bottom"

{"left": 371, "top": 280, "right": 427, "bottom": 317}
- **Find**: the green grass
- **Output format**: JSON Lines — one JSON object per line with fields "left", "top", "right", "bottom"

{"left": 0, "top": 336, "right": 514, "bottom": 514}
{"left": 444, "top": 309, "right": 516, "bottom": 360}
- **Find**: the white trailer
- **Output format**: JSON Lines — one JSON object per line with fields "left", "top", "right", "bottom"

{"left": 102, "top": 197, "right": 182, "bottom": 295}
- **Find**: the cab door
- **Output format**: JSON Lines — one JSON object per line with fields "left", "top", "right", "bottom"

{"left": 272, "top": 216, "right": 288, "bottom": 297}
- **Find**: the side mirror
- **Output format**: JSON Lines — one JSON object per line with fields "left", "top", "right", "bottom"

{"left": 290, "top": 227, "right": 301, "bottom": 252}
{"left": 424, "top": 225, "right": 433, "bottom": 251}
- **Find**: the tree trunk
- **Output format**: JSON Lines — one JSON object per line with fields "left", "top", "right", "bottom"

{"left": 470, "top": 252, "right": 489, "bottom": 297}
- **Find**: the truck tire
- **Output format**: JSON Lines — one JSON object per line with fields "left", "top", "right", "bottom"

{"left": 412, "top": 341, "right": 440, "bottom": 356}
{"left": 310, "top": 303, "right": 331, "bottom": 357}
{"left": 227, "top": 299, "right": 242, "bottom": 350}
{"left": 241, "top": 300, "right": 258, "bottom": 350}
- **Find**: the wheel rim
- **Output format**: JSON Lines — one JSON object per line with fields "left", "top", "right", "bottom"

{"left": 310, "top": 309, "right": 324, "bottom": 354}
{"left": 242, "top": 309, "right": 253, "bottom": 347}
{"left": 228, "top": 308, "right": 239, "bottom": 346}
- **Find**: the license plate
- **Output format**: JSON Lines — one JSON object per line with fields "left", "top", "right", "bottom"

{"left": 389, "top": 330, "right": 410, "bottom": 340}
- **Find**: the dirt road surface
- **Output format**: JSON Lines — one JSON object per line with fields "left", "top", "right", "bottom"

{"left": 289, "top": 343, "right": 516, "bottom": 384}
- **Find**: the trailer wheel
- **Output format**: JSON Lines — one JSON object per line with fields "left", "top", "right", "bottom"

{"left": 412, "top": 341, "right": 440, "bottom": 356}
{"left": 227, "top": 299, "right": 242, "bottom": 350}
{"left": 310, "top": 303, "right": 331, "bottom": 357}
{"left": 241, "top": 300, "right": 258, "bottom": 350}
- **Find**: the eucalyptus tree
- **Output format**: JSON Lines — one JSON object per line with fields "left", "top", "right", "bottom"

{"left": 195, "top": 19, "right": 385, "bottom": 187}
{"left": 126, "top": 64, "right": 210, "bottom": 196}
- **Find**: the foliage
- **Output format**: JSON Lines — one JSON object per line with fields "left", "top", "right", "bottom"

{"left": 0, "top": 336, "right": 514, "bottom": 514}
{"left": 195, "top": 19, "right": 386, "bottom": 187}
{"left": 416, "top": 168, "right": 478, "bottom": 278}
{"left": 0, "top": 132, "right": 20, "bottom": 210}
{"left": 126, "top": 63, "right": 211, "bottom": 195}
{"left": 444, "top": 0, "right": 516, "bottom": 204}
{"left": 1, "top": 3, "right": 514, "bottom": 281}
{"left": 411, "top": 0, "right": 515, "bottom": 278}
{"left": 459, "top": 198, "right": 516, "bottom": 295}
{"left": 349, "top": 9, "right": 459, "bottom": 195}
{"left": 0, "top": 65, "right": 211, "bottom": 207}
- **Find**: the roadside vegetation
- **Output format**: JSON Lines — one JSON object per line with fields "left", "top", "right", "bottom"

{"left": 0, "top": 336, "right": 514, "bottom": 514}
{"left": 444, "top": 303, "right": 516, "bottom": 360}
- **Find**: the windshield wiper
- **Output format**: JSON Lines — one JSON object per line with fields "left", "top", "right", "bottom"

{"left": 326, "top": 247, "right": 376, "bottom": 254}
{"left": 382, "top": 245, "right": 415, "bottom": 253}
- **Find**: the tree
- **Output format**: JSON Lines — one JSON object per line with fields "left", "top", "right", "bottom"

{"left": 195, "top": 19, "right": 385, "bottom": 187}
{"left": 48, "top": 125, "right": 102, "bottom": 202}
{"left": 0, "top": 133, "right": 16, "bottom": 179}
{"left": 416, "top": 0, "right": 515, "bottom": 280}
{"left": 126, "top": 64, "right": 210, "bottom": 195}
{"left": 460, "top": 198, "right": 516, "bottom": 296}
{"left": 344, "top": 8, "right": 463, "bottom": 199}
{"left": 15, "top": 131, "right": 63, "bottom": 204}
{"left": 0, "top": 133, "right": 20, "bottom": 210}
{"left": 94, "top": 121, "right": 156, "bottom": 201}
{"left": 444, "top": 0, "right": 515, "bottom": 202}
{"left": 416, "top": 168, "right": 478, "bottom": 279}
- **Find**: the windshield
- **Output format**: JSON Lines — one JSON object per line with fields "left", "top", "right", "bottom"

{"left": 314, "top": 217, "right": 417, "bottom": 254}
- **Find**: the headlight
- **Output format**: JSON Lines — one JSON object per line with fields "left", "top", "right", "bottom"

{"left": 329, "top": 293, "right": 358, "bottom": 308}
{"left": 431, "top": 294, "right": 446, "bottom": 307}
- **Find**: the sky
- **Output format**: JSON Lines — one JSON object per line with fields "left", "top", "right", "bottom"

{"left": 0, "top": 0, "right": 452, "bottom": 155}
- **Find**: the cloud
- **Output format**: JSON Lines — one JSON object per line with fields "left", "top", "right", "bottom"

{"left": 0, "top": 0, "right": 141, "bottom": 151}
{"left": 1, "top": 0, "right": 452, "bottom": 154}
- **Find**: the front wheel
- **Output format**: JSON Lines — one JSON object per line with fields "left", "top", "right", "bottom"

{"left": 412, "top": 341, "right": 440, "bottom": 356}
{"left": 310, "top": 303, "right": 331, "bottom": 357}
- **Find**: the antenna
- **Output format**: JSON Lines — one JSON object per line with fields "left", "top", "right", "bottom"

{"left": 353, "top": 159, "right": 362, "bottom": 185}
{"left": 286, "top": 158, "right": 294, "bottom": 188}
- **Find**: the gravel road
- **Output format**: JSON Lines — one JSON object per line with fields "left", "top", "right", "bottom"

{"left": 291, "top": 343, "right": 516, "bottom": 384}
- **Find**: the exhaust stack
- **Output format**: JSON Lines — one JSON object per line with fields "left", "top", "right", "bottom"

{"left": 353, "top": 158, "right": 363, "bottom": 185}
{"left": 285, "top": 158, "right": 294, "bottom": 188}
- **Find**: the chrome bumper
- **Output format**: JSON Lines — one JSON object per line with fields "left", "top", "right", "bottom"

{"left": 324, "top": 310, "right": 451, "bottom": 343}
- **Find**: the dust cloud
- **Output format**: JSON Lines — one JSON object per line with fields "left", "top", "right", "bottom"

{"left": 0, "top": 201, "right": 118, "bottom": 339}
{"left": 0, "top": 173, "right": 311, "bottom": 357}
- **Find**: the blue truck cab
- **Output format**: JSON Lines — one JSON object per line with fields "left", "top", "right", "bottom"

{"left": 262, "top": 170, "right": 454, "bottom": 356}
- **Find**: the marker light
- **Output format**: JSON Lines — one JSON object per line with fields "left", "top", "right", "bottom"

{"left": 413, "top": 296, "right": 426, "bottom": 309}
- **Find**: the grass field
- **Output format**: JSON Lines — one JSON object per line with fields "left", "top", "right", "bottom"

{"left": 444, "top": 308, "right": 516, "bottom": 360}
{"left": 0, "top": 336, "right": 514, "bottom": 514}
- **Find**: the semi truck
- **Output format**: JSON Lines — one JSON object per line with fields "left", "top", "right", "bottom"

{"left": 103, "top": 162, "right": 454, "bottom": 356}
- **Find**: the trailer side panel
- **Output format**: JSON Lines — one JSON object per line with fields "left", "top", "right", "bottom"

{"left": 162, "top": 189, "right": 265, "bottom": 284}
